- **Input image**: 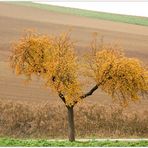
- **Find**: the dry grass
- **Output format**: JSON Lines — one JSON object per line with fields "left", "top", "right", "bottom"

{"left": 0, "top": 99, "right": 147, "bottom": 139}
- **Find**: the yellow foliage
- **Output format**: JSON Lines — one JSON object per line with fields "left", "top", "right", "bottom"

{"left": 10, "top": 30, "right": 148, "bottom": 107}
{"left": 10, "top": 30, "right": 52, "bottom": 78}
{"left": 84, "top": 36, "right": 148, "bottom": 106}
{"left": 10, "top": 31, "right": 81, "bottom": 106}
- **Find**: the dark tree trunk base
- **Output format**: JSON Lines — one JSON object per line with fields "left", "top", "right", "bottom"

{"left": 67, "top": 106, "right": 75, "bottom": 142}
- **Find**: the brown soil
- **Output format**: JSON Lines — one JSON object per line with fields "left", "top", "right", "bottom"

{"left": 0, "top": 3, "right": 148, "bottom": 111}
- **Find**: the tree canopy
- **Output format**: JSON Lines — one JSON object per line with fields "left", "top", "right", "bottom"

{"left": 10, "top": 31, "right": 148, "bottom": 107}
{"left": 84, "top": 39, "right": 148, "bottom": 106}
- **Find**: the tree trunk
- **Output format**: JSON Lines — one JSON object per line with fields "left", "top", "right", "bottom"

{"left": 67, "top": 106, "right": 75, "bottom": 142}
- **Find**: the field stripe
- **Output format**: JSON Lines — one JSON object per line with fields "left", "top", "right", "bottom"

{"left": 7, "top": 1, "right": 148, "bottom": 27}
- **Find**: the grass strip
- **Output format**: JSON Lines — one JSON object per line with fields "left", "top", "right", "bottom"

{"left": 0, "top": 138, "right": 148, "bottom": 146}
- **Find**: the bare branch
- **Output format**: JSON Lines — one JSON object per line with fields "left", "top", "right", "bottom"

{"left": 58, "top": 92, "right": 66, "bottom": 104}
{"left": 80, "top": 84, "right": 99, "bottom": 99}
{"left": 72, "top": 81, "right": 103, "bottom": 106}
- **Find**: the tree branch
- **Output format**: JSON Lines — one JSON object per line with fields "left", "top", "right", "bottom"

{"left": 58, "top": 92, "right": 66, "bottom": 104}
{"left": 58, "top": 83, "right": 101, "bottom": 107}
{"left": 80, "top": 84, "right": 99, "bottom": 99}
{"left": 72, "top": 82, "right": 103, "bottom": 106}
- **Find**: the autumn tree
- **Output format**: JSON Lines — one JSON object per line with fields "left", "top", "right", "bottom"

{"left": 10, "top": 31, "right": 148, "bottom": 141}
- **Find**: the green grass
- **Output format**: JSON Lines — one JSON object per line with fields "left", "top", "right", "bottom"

{"left": 6, "top": 1, "right": 148, "bottom": 27}
{"left": 0, "top": 138, "right": 148, "bottom": 147}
